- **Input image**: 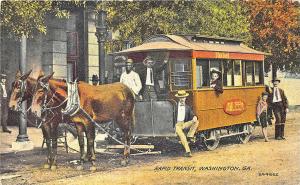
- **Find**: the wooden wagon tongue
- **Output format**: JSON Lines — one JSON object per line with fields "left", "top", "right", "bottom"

{"left": 61, "top": 81, "right": 80, "bottom": 116}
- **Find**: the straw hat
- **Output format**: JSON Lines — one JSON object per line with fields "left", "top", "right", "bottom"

{"left": 210, "top": 68, "right": 221, "bottom": 76}
{"left": 175, "top": 90, "right": 189, "bottom": 98}
{"left": 0, "top": 73, "right": 7, "bottom": 79}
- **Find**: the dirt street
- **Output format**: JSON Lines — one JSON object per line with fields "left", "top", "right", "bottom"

{"left": 1, "top": 111, "right": 300, "bottom": 185}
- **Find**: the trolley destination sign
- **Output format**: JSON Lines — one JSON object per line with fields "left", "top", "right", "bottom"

{"left": 223, "top": 99, "right": 246, "bottom": 115}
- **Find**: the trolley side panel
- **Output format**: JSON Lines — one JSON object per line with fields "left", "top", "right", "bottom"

{"left": 192, "top": 87, "right": 264, "bottom": 131}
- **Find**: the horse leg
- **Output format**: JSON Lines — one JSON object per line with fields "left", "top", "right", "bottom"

{"left": 84, "top": 123, "right": 96, "bottom": 171}
{"left": 118, "top": 114, "right": 132, "bottom": 166}
{"left": 41, "top": 124, "right": 51, "bottom": 169}
{"left": 50, "top": 122, "right": 59, "bottom": 170}
{"left": 75, "top": 123, "right": 86, "bottom": 170}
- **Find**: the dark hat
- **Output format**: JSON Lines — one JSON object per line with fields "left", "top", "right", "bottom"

{"left": 0, "top": 73, "right": 7, "bottom": 79}
{"left": 262, "top": 92, "right": 269, "bottom": 96}
{"left": 272, "top": 78, "right": 280, "bottom": 83}
{"left": 91, "top": 74, "right": 99, "bottom": 82}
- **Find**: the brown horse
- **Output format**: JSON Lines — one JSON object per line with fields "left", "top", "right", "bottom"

{"left": 8, "top": 70, "right": 85, "bottom": 170}
{"left": 31, "top": 73, "right": 135, "bottom": 170}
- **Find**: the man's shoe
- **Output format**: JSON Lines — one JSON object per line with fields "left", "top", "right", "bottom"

{"left": 281, "top": 137, "right": 286, "bottom": 140}
{"left": 187, "top": 137, "right": 196, "bottom": 143}
{"left": 275, "top": 137, "right": 281, "bottom": 140}
{"left": 3, "top": 129, "right": 11, "bottom": 134}
{"left": 184, "top": 152, "right": 192, "bottom": 157}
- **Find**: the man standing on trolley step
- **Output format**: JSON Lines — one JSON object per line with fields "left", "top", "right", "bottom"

{"left": 175, "top": 90, "right": 199, "bottom": 157}
{"left": 270, "top": 78, "right": 289, "bottom": 140}
{"left": 120, "top": 58, "right": 142, "bottom": 99}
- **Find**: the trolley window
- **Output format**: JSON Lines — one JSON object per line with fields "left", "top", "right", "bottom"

{"left": 196, "top": 59, "right": 209, "bottom": 88}
{"left": 223, "top": 60, "right": 233, "bottom": 86}
{"left": 170, "top": 58, "right": 192, "bottom": 90}
{"left": 245, "top": 61, "right": 255, "bottom": 86}
{"left": 254, "top": 62, "right": 264, "bottom": 85}
{"left": 233, "top": 60, "right": 243, "bottom": 86}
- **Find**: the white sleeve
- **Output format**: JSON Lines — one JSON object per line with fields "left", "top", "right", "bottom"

{"left": 132, "top": 73, "right": 142, "bottom": 95}
{"left": 120, "top": 73, "right": 124, "bottom": 83}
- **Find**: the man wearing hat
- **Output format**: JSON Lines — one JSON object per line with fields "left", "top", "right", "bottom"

{"left": 141, "top": 56, "right": 168, "bottom": 100}
{"left": 120, "top": 59, "right": 142, "bottom": 98}
{"left": 270, "top": 78, "right": 288, "bottom": 140}
{"left": 210, "top": 68, "right": 223, "bottom": 95}
{"left": 91, "top": 74, "right": 99, "bottom": 86}
{"left": 0, "top": 73, "right": 11, "bottom": 133}
{"left": 175, "top": 90, "right": 199, "bottom": 157}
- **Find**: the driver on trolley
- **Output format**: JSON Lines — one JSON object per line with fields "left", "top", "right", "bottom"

{"left": 175, "top": 90, "right": 199, "bottom": 157}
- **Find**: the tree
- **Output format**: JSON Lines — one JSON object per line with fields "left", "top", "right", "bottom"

{"left": 0, "top": 1, "right": 85, "bottom": 38}
{"left": 245, "top": 0, "right": 300, "bottom": 75}
{"left": 101, "top": 0, "right": 251, "bottom": 51}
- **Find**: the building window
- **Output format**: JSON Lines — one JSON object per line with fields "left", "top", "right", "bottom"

{"left": 170, "top": 59, "right": 192, "bottom": 90}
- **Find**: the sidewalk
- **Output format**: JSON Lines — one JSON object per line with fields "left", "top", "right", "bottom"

{"left": 0, "top": 126, "right": 43, "bottom": 154}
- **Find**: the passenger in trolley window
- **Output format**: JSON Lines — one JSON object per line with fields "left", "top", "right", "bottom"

{"left": 210, "top": 68, "right": 223, "bottom": 95}
{"left": 257, "top": 92, "right": 270, "bottom": 142}
{"left": 175, "top": 90, "right": 199, "bottom": 157}
{"left": 120, "top": 58, "right": 142, "bottom": 99}
{"left": 270, "top": 78, "right": 289, "bottom": 140}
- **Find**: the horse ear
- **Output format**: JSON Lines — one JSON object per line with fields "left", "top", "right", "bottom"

{"left": 41, "top": 72, "right": 54, "bottom": 83}
{"left": 37, "top": 70, "right": 45, "bottom": 81}
{"left": 15, "top": 70, "right": 22, "bottom": 79}
{"left": 20, "top": 69, "right": 32, "bottom": 80}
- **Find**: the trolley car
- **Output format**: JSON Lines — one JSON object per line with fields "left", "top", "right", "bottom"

{"left": 111, "top": 34, "right": 266, "bottom": 150}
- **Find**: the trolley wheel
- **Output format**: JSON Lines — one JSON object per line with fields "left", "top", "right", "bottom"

{"left": 204, "top": 130, "right": 220, "bottom": 151}
{"left": 237, "top": 124, "right": 252, "bottom": 144}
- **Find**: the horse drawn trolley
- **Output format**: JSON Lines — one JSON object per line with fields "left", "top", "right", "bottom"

{"left": 111, "top": 34, "right": 266, "bottom": 150}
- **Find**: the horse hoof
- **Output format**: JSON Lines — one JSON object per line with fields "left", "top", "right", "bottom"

{"left": 43, "top": 164, "right": 50, "bottom": 169}
{"left": 76, "top": 165, "right": 84, "bottom": 171}
{"left": 90, "top": 166, "right": 97, "bottom": 171}
{"left": 120, "top": 160, "right": 128, "bottom": 166}
{"left": 51, "top": 165, "right": 57, "bottom": 171}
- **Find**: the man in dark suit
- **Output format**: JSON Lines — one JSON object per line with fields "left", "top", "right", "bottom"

{"left": 270, "top": 78, "right": 288, "bottom": 140}
{"left": 140, "top": 56, "right": 168, "bottom": 100}
{"left": 175, "top": 90, "right": 199, "bottom": 157}
{"left": 0, "top": 73, "right": 11, "bottom": 133}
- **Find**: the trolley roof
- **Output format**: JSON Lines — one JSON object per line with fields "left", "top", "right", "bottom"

{"left": 114, "top": 34, "right": 266, "bottom": 56}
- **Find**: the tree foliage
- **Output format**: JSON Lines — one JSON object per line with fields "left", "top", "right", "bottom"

{"left": 0, "top": 1, "right": 85, "bottom": 38}
{"left": 101, "top": 0, "right": 251, "bottom": 50}
{"left": 245, "top": 0, "right": 300, "bottom": 72}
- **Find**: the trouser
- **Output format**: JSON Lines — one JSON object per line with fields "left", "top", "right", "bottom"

{"left": 273, "top": 102, "right": 286, "bottom": 139}
{"left": 1, "top": 98, "right": 8, "bottom": 130}
{"left": 142, "top": 85, "right": 157, "bottom": 101}
{"left": 275, "top": 124, "right": 285, "bottom": 139}
{"left": 175, "top": 120, "right": 199, "bottom": 153}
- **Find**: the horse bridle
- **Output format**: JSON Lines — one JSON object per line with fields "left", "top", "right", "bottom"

{"left": 36, "top": 81, "right": 68, "bottom": 127}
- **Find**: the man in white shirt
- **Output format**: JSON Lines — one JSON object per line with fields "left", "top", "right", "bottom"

{"left": 120, "top": 59, "right": 142, "bottom": 99}
{"left": 0, "top": 73, "right": 11, "bottom": 133}
{"left": 175, "top": 90, "right": 199, "bottom": 157}
{"left": 270, "top": 78, "right": 289, "bottom": 140}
